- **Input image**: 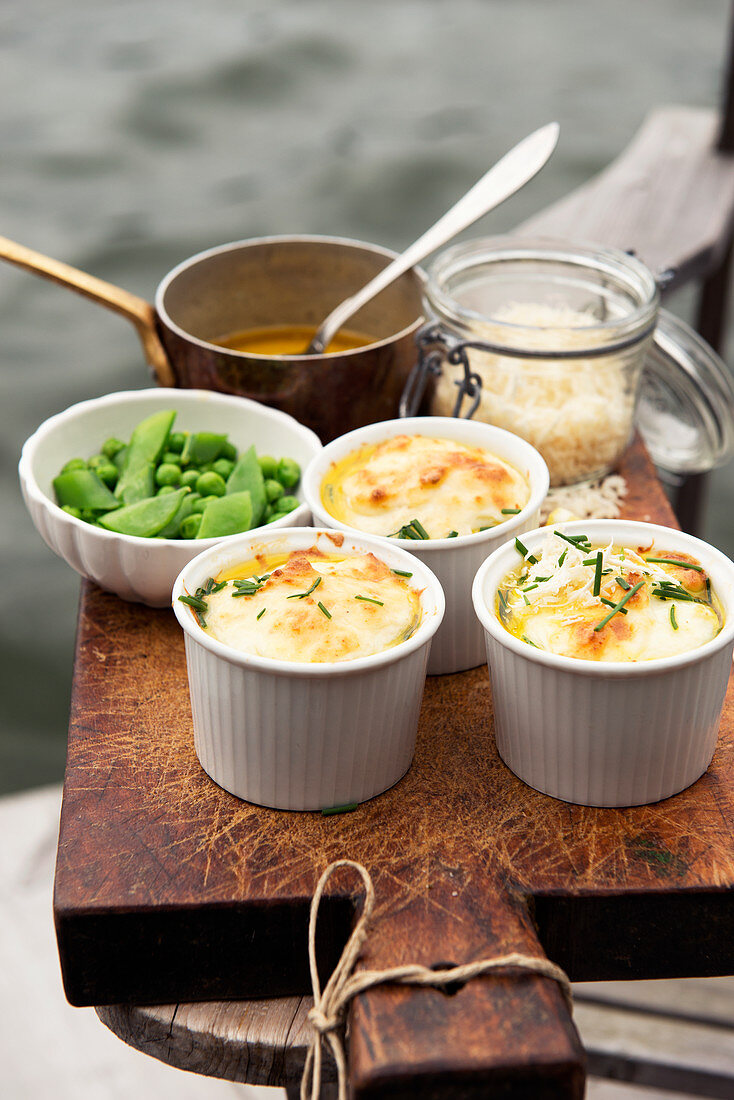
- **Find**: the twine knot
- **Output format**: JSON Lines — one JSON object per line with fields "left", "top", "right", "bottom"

{"left": 301, "top": 860, "right": 572, "bottom": 1100}
{"left": 306, "top": 1005, "right": 339, "bottom": 1036}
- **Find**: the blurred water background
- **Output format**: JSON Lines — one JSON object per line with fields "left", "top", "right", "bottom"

{"left": 2, "top": 0, "right": 733, "bottom": 794}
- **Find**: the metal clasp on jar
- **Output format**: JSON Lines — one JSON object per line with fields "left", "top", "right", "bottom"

{"left": 400, "top": 322, "right": 485, "bottom": 420}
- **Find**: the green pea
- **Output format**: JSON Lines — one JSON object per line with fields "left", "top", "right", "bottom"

{"left": 275, "top": 494, "right": 299, "bottom": 514}
{"left": 60, "top": 457, "right": 87, "bottom": 474}
{"left": 161, "top": 450, "right": 182, "bottom": 466}
{"left": 96, "top": 463, "right": 119, "bottom": 488}
{"left": 264, "top": 478, "right": 284, "bottom": 504}
{"left": 192, "top": 494, "right": 218, "bottom": 514}
{"left": 195, "top": 471, "right": 226, "bottom": 497}
{"left": 156, "top": 462, "right": 182, "bottom": 487}
{"left": 258, "top": 455, "right": 278, "bottom": 480}
{"left": 156, "top": 484, "right": 178, "bottom": 496}
{"left": 87, "top": 454, "right": 109, "bottom": 472}
{"left": 181, "top": 468, "right": 200, "bottom": 488}
{"left": 220, "top": 440, "right": 237, "bottom": 461}
{"left": 212, "top": 457, "right": 234, "bottom": 479}
{"left": 179, "top": 513, "right": 203, "bottom": 539}
{"left": 101, "top": 437, "right": 126, "bottom": 460}
{"left": 277, "top": 457, "right": 301, "bottom": 489}
{"left": 167, "top": 431, "right": 186, "bottom": 454}
{"left": 61, "top": 505, "right": 82, "bottom": 519}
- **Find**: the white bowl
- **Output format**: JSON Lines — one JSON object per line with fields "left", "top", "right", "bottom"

{"left": 19, "top": 388, "right": 322, "bottom": 606}
{"left": 302, "top": 416, "right": 549, "bottom": 674}
{"left": 472, "top": 520, "right": 734, "bottom": 806}
{"left": 172, "top": 528, "right": 445, "bottom": 810}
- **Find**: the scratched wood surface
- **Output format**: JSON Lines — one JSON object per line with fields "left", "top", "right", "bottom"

{"left": 54, "top": 436, "right": 734, "bottom": 1100}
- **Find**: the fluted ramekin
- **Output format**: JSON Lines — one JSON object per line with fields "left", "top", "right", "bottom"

{"left": 472, "top": 520, "right": 734, "bottom": 806}
{"left": 172, "top": 528, "right": 444, "bottom": 810}
{"left": 302, "top": 416, "right": 549, "bottom": 675}
{"left": 19, "top": 388, "right": 321, "bottom": 606}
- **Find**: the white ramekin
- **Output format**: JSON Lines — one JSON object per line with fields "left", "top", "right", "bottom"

{"left": 19, "top": 388, "right": 322, "bottom": 606}
{"left": 302, "top": 416, "right": 549, "bottom": 675}
{"left": 472, "top": 520, "right": 734, "bottom": 806}
{"left": 172, "top": 528, "right": 445, "bottom": 811}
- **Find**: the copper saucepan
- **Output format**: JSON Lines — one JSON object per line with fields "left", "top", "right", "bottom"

{"left": 0, "top": 233, "right": 424, "bottom": 442}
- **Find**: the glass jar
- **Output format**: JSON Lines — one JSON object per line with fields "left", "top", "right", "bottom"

{"left": 420, "top": 237, "right": 660, "bottom": 487}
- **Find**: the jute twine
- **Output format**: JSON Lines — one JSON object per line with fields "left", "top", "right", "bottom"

{"left": 301, "top": 859, "right": 572, "bottom": 1100}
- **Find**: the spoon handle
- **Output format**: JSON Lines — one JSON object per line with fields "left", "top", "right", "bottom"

{"left": 0, "top": 235, "right": 175, "bottom": 386}
{"left": 308, "top": 121, "right": 560, "bottom": 354}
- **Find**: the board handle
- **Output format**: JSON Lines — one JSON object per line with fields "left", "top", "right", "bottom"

{"left": 346, "top": 866, "right": 584, "bottom": 1098}
{"left": 0, "top": 234, "right": 176, "bottom": 387}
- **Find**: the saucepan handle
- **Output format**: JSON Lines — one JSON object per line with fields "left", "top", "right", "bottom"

{"left": 0, "top": 234, "right": 175, "bottom": 387}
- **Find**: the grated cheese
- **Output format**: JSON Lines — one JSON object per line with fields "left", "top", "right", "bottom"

{"left": 431, "top": 301, "right": 651, "bottom": 487}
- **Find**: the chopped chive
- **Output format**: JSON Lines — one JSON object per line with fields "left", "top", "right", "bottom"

{"left": 522, "top": 634, "right": 540, "bottom": 648}
{"left": 257, "top": 607, "right": 266, "bottom": 620}
{"left": 515, "top": 536, "right": 529, "bottom": 557}
{"left": 391, "top": 519, "right": 429, "bottom": 540}
{"left": 535, "top": 576, "right": 552, "bottom": 583}
{"left": 179, "top": 593, "right": 208, "bottom": 613}
{"left": 447, "top": 530, "right": 459, "bottom": 538}
{"left": 593, "top": 579, "right": 645, "bottom": 631}
{"left": 558, "top": 549, "right": 568, "bottom": 567}
{"left": 582, "top": 557, "right": 598, "bottom": 566}
{"left": 194, "top": 609, "right": 207, "bottom": 629}
{"left": 317, "top": 601, "right": 331, "bottom": 619}
{"left": 497, "top": 589, "right": 508, "bottom": 612}
{"left": 553, "top": 530, "right": 591, "bottom": 548}
{"left": 287, "top": 576, "right": 322, "bottom": 600}
{"left": 670, "top": 604, "right": 678, "bottom": 630}
{"left": 593, "top": 551, "right": 603, "bottom": 597}
{"left": 616, "top": 575, "right": 631, "bottom": 590}
{"left": 523, "top": 583, "right": 539, "bottom": 592}
{"left": 479, "top": 525, "right": 495, "bottom": 532}
{"left": 645, "top": 557, "right": 704, "bottom": 573}
{"left": 600, "top": 597, "right": 628, "bottom": 613}
{"left": 354, "top": 594, "right": 384, "bottom": 606}
{"left": 321, "top": 802, "right": 358, "bottom": 816}
{"left": 501, "top": 507, "right": 521, "bottom": 515}
{"left": 391, "top": 568, "right": 413, "bottom": 577}
{"left": 203, "top": 576, "right": 226, "bottom": 595}
{"left": 523, "top": 593, "right": 530, "bottom": 605}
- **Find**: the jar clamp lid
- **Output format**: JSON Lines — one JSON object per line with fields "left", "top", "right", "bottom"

{"left": 636, "top": 308, "right": 734, "bottom": 476}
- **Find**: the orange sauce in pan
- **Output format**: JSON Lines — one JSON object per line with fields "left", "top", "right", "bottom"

{"left": 213, "top": 324, "right": 373, "bottom": 356}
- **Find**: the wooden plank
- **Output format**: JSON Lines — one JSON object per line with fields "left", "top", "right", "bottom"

{"left": 516, "top": 107, "right": 734, "bottom": 287}
{"left": 53, "top": 436, "right": 734, "bottom": 1098}
{"left": 574, "top": 1000, "right": 734, "bottom": 1099}
{"left": 573, "top": 978, "right": 734, "bottom": 1030}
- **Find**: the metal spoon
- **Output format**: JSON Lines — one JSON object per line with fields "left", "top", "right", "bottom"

{"left": 305, "top": 121, "right": 560, "bottom": 355}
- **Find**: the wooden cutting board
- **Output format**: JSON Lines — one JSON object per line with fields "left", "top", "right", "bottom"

{"left": 54, "top": 437, "right": 734, "bottom": 1099}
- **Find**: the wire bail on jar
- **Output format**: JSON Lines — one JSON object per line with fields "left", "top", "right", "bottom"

{"left": 400, "top": 314, "right": 658, "bottom": 422}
